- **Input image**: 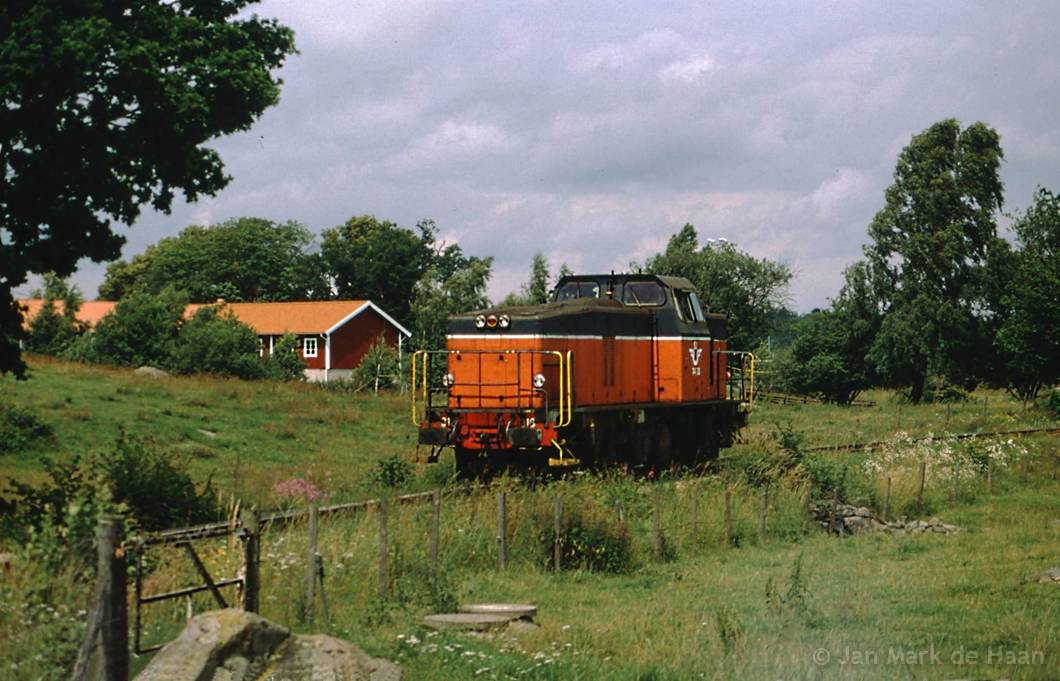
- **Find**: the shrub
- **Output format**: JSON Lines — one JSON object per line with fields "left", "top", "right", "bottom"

{"left": 264, "top": 332, "right": 307, "bottom": 381}
{"left": 3, "top": 433, "right": 219, "bottom": 566}
{"left": 534, "top": 496, "right": 634, "bottom": 573}
{"left": 0, "top": 402, "right": 53, "bottom": 454}
{"left": 24, "top": 274, "right": 86, "bottom": 356}
{"left": 170, "top": 305, "right": 265, "bottom": 379}
{"left": 372, "top": 455, "right": 413, "bottom": 489}
{"left": 350, "top": 334, "right": 401, "bottom": 393}
{"left": 89, "top": 287, "right": 187, "bottom": 366}
{"left": 1042, "top": 387, "right": 1060, "bottom": 417}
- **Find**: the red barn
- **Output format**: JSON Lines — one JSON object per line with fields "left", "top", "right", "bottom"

{"left": 214, "top": 300, "right": 411, "bottom": 382}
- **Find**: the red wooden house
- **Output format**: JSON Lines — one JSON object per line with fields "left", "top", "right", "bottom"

{"left": 210, "top": 300, "right": 411, "bottom": 382}
{"left": 19, "top": 298, "right": 411, "bottom": 382}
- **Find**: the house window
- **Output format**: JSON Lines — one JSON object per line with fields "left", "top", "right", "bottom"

{"left": 258, "top": 337, "right": 264, "bottom": 357}
{"left": 303, "top": 337, "right": 318, "bottom": 358}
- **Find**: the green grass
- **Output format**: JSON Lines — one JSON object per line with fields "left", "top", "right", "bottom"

{"left": 0, "top": 358, "right": 1057, "bottom": 681}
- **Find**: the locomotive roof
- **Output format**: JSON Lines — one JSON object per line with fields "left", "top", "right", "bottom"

{"left": 555, "top": 273, "right": 698, "bottom": 290}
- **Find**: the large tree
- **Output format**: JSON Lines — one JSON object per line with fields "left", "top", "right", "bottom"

{"left": 781, "top": 262, "right": 880, "bottom": 404}
{"left": 865, "top": 119, "right": 1005, "bottom": 401}
{"left": 320, "top": 216, "right": 435, "bottom": 325}
{"left": 98, "top": 218, "right": 327, "bottom": 302}
{"left": 993, "top": 187, "right": 1060, "bottom": 403}
{"left": 501, "top": 252, "right": 552, "bottom": 306}
{"left": 646, "top": 224, "right": 792, "bottom": 350}
{"left": 1, "top": 0, "right": 296, "bottom": 376}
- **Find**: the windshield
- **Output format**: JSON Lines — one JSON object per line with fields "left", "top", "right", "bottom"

{"left": 621, "top": 281, "right": 666, "bottom": 306}
{"left": 553, "top": 281, "right": 600, "bottom": 301}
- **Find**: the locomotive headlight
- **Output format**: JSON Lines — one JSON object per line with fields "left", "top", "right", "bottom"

{"left": 498, "top": 314, "right": 511, "bottom": 329}
{"left": 474, "top": 314, "right": 486, "bottom": 329}
{"left": 486, "top": 314, "right": 498, "bottom": 328}
{"left": 532, "top": 373, "right": 546, "bottom": 388}
{"left": 442, "top": 372, "right": 456, "bottom": 387}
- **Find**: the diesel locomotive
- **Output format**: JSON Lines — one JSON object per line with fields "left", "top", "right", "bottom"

{"left": 413, "top": 273, "right": 754, "bottom": 476}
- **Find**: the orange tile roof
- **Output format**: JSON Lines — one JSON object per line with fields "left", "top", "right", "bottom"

{"left": 20, "top": 298, "right": 411, "bottom": 337}
{"left": 18, "top": 299, "right": 116, "bottom": 330}
{"left": 211, "top": 300, "right": 372, "bottom": 335}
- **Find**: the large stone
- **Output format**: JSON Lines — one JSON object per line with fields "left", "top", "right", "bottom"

{"left": 423, "top": 613, "right": 515, "bottom": 632}
{"left": 134, "top": 366, "right": 170, "bottom": 378}
{"left": 134, "top": 609, "right": 400, "bottom": 681}
{"left": 459, "top": 603, "right": 537, "bottom": 620}
{"left": 1027, "top": 567, "right": 1060, "bottom": 584}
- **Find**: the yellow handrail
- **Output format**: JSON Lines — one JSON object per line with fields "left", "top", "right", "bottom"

{"left": 410, "top": 348, "right": 575, "bottom": 428}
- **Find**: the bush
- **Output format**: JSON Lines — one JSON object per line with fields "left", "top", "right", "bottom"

{"left": 350, "top": 334, "right": 401, "bottom": 393}
{"left": 0, "top": 402, "right": 53, "bottom": 454}
{"left": 372, "top": 455, "right": 413, "bottom": 489}
{"left": 89, "top": 287, "right": 187, "bottom": 366}
{"left": 2, "top": 433, "right": 219, "bottom": 568}
{"left": 170, "top": 305, "right": 265, "bottom": 379}
{"left": 24, "top": 274, "right": 86, "bottom": 356}
{"left": 534, "top": 495, "right": 634, "bottom": 573}
{"left": 1042, "top": 387, "right": 1060, "bottom": 417}
{"left": 264, "top": 332, "right": 307, "bottom": 381}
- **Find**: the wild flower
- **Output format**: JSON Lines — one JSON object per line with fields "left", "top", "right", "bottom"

{"left": 272, "top": 477, "right": 326, "bottom": 503}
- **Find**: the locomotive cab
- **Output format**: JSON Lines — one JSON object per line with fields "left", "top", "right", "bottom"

{"left": 412, "top": 273, "right": 753, "bottom": 476}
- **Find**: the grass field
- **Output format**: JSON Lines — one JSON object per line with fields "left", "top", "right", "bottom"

{"left": 1, "top": 357, "right": 1057, "bottom": 680}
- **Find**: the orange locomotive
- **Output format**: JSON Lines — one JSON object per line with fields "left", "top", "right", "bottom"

{"left": 413, "top": 273, "right": 754, "bottom": 476}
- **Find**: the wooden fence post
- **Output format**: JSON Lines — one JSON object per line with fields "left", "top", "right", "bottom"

{"left": 303, "top": 504, "right": 319, "bottom": 622}
{"left": 883, "top": 477, "right": 892, "bottom": 522}
{"left": 652, "top": 486, "right": 664, "bottom": 560}
{"left": 73, "top": 515, "right": 128, "bottom": 681}
{"left": 241, "top": 510, "right": 260, "bottom": 614}
{"left": 430, "top": 489, "right": 441, "bottom": 573}
{"left": 497, "top": 491, "right": 508, "bottom": 571}
{"left": 553, "top": 496, "right": 563, "bottom": 572}
{"left": 803, "top": 485, "right": 813, "bottom": 533}
{"left": 724, "top": 489, "right": 733, "bottom": 547}
{"left": 916, "top": 461, "right": 927, "bottom": 513}
{"left": 378, "top": 499, "right": 389, "bottom": 599}
{"left": 690, "top": 482, "right": 700, "bottom": 541}
{"left": 758, "top": 488, "right": 768, "bottom": 543}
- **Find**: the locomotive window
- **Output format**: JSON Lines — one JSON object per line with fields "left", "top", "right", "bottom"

{"left": 553, "top": 281, "right": 600, "bottom": 301}
{"left": 622, "top": 281, "right": 666, "bottom": 306}
{"left": 675, "top": 290, "right": 705, "bottom": 322}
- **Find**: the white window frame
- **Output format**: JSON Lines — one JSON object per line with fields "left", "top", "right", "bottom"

{"left": 303, "top": 337, "right": 318, "bottom": 358}
{"left": 258, "top": 337, "right": 264, "bottom": 357}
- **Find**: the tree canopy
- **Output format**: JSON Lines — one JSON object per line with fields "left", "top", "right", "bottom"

{"left": 865, "top": 119, "right": 1005, "bottom": 401}
{"left": 98, "top": 218, "right": 327, "bottom": 302}
{"left": 1, "top": 0, "right": 296, "bottom": 376}
{"left": 646, "top": 224, "right": 792, "bottom": 350}
{"left": 993, "top": 187, "right": 1060, "bottom": 402}
{"left": 319, "top": 216, "right": 436, "bottom": 325}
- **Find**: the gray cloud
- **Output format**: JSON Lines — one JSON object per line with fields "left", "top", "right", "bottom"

{"left": 44, "top": 0, "right": 1060, "bottom": 312}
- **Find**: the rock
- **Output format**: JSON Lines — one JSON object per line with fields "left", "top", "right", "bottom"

{"left": 134, "top": 609, "right": 400, "bottom": 681}
{"left": 196, "top": 429, "right": 218, "bottom": 439}
{"left": 853, "top": 507, "right": 874, "bottom": 518}
{"left": 459, "top": 603, "right": 537, "bottom": 620}
{"left": 423, "top": 613, "right": 515, "bottom": 632}
{"left": 1027, "top": 567, "right": 1060, "bottom": 584}
{"left": 134, "top": 366, "right": 170, "bottom": 379}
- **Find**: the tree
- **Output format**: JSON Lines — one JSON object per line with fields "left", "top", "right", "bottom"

{"left": 320, "top": 216, "right": 435, "bottom": 324}
{"left": 501, "top": 252, "right": 552, "bottom": 306}
{"left": 98, "top": 218, "right": 327, "bottom": 302}
{"left": 780, "top": 261, "right": 880, "bottom": 405}
{"left": 646, "top": 224, "right": 792, "bottom": 350}
{"left": 265, "top": 332, "right": 307, "bottom": 381}
{"left": 26, "top": 274, "right": 85, "bottom": 355}
{"left": 170, "top": 305, "right": 265, "bottom": 379}
{"left": 865, "top": 119, "right": 1004, "bottom": 401}
{"left": 993, "top": 187, "right": 1060, "bottom": 402}
{"left": 350, "top": 334, "right": 401, "bottom": 393}
{"left": 411, "top": 245, "right": 493, "bottom": 353}
{"left": 87, "top": 288, "right": 187, "bottom": 367}
{"left": 1, "top": 1, "right": 296, "bottom": 376}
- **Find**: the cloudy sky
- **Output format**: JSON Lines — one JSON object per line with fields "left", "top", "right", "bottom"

{"left": 47, "top": 0, "right": 1060, "bottom": 311}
